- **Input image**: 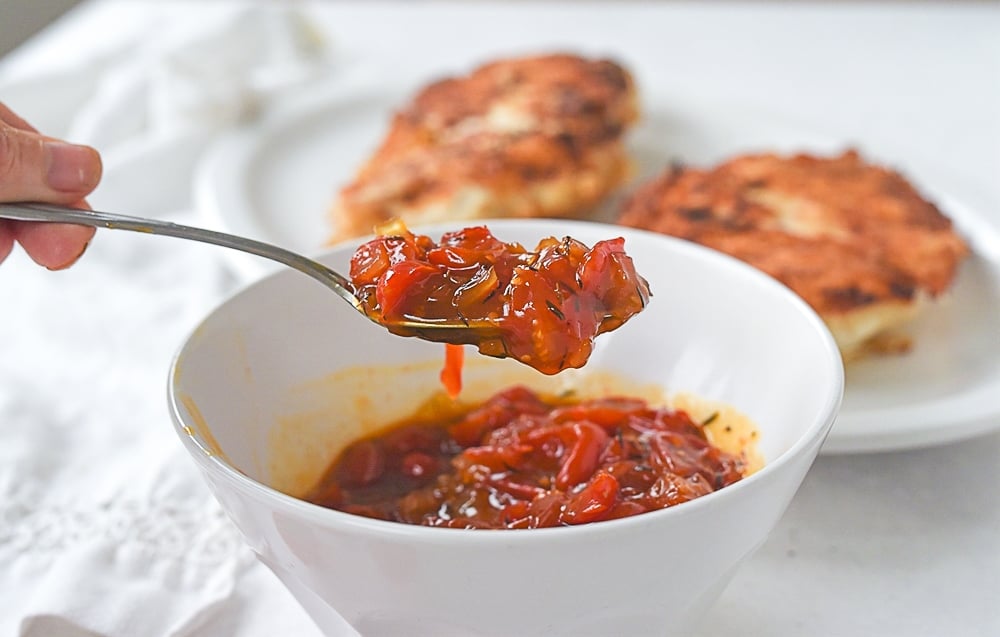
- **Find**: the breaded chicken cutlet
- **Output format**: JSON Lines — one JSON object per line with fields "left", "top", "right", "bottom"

{"left": 617, "top": 150, "right": 970, "bottom": 361}
{"left": 329, "top": 53, "right": 638, "bottom": 242}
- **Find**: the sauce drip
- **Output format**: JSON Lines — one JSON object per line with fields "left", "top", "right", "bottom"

{"left": 439, "top": 343, "right": 464, "bottom": 399}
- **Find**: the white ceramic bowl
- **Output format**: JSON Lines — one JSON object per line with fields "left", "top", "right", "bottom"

{"left": 169, "top": 219, "right": 843, "bottom": 637}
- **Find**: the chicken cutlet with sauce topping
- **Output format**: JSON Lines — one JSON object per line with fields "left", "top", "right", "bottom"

{"left": 617, "top": 150, "right": 970, "bottom": 360}
{"left": 329, "top": 53, "right": 638, "bottom": 242}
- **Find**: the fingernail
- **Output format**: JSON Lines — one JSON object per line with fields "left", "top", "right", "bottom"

{"left": 46, "top": 142, "right": 100, "bottom": 192}
{"left": 46, "top": 237, "right": 91, "bottom": 271}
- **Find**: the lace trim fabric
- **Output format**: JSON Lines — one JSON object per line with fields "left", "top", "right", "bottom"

{"left": 0, "top": 494, "right": 244, "bottom": 567}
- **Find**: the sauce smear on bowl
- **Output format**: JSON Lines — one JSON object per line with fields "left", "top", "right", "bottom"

{"left": 305, "top": 386, "right": 746, "bottom": 529}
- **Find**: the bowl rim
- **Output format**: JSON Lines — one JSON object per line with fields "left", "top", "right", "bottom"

{"left": 167, "top": 219, "right": 844, "bottom": 545}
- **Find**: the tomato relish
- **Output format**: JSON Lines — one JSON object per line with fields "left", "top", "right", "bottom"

{"left": 305, "top": 386, "right": 746, "bottom": 529}
{"left": 348, "top": 225, "right": 651, "bottom": 376}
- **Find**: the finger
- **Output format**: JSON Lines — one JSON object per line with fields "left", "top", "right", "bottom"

{"left": 0, "top": 102, "right": 39, "bottom": 132}
{"left": 13, "top": 213, "right": 96, "bottom": 270}
{"left": 0, "top": 124, "right": 102, "bottom": 203}
{"left": 0, "top": 220, "right": 14, "bottom": 264}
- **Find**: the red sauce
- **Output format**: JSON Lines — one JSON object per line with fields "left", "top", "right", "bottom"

{"left": 439, "top": 344, "right": 465, "bottom": 398}
{"left": 348, "top": 225, "right": 651, "bottom": 376}
{"left": 305, "top": 386, "right": 746, "bottom": 529}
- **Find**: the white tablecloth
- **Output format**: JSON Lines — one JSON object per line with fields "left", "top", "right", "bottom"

{"left": 1, "top": 2, "right": 998, "bottom": 636}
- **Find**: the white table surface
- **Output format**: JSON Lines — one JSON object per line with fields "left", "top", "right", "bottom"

{"left": 1, "top": 2, "right": 997, "bottom": 636}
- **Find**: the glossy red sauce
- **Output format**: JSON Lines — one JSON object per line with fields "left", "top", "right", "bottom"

{"left": 348, "top": 225, "right": 651, "bottom": 376}
{"left": 305, "top": 386, "right": 746, "bottom": 529}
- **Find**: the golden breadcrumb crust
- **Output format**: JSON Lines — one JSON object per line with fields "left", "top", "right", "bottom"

{"left": 329, "top": 53, "right": 638, "bottom": 242}
{"left": 617, "top": 150, "right": 970, "bottom": 359}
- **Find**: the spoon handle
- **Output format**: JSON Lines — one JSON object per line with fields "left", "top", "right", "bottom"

{"left": 0, "top": 202, "right": 360, "bottom": 308}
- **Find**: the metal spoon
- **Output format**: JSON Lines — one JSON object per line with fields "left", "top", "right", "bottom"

{"left": 0, "top": 202, "right": 494, "bottom": 336}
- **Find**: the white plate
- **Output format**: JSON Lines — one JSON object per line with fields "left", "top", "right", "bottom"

{"left": 830, "top": 200, "right": 1000, "bottom": 453}
{"left": 194, "top": 78, "right": 1000, "bottom": 454}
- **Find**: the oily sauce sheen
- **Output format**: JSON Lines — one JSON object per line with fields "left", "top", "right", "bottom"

{"left": 305, "top": 386, "right": 746, "bottom": 529}
{"left": 348, "top": 225, "right": 651, "bottom": 375}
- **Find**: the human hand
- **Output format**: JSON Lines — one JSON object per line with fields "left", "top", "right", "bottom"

{"left": 0, "top": 102, "right": 102, "bottom": 270}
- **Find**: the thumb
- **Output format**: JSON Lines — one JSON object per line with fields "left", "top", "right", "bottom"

{"left": 0, "top": 124, "right": 102, "bottom": 203}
